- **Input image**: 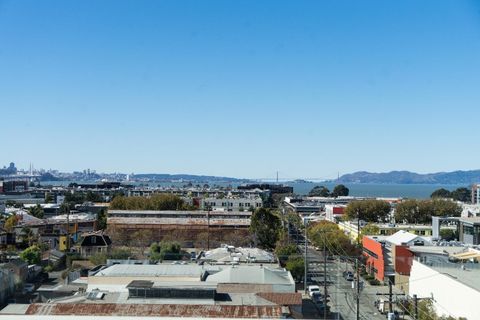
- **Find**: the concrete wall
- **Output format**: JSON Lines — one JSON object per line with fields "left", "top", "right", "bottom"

{"left": 409, "top": 260, "right": 480, "bottom": 319}
{"left": 0, "top": 269, "right": 15, "bottom": 305}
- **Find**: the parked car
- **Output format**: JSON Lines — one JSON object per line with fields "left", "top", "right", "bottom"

{"left": 307, "top": 285, "right": 320, "bottom": 298}
{"left": 22, "top": 283, "right": 35, "bottom": 294}
{"left": 344, "top": 271, "right": 354, "bottom": 281}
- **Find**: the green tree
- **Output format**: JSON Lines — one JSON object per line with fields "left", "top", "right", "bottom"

{"left": 97, "top": 208, "right": 107, "bottom": 230}
{"left": 109, "top": 248, "right": 133, "bottom": 259}
{"left": 110, "top": 194, "right": 187, "bottom": 211}
{"left": 27, "top": 204, "right": 44, "bottom": 219}
{"left": 395, "top": 199, "right": 421, "bottom": 223}
{"left": 86, "top": 191, "right": 103, "bottom": 202}
{"left": 451, "top": 187, "right": 470, "bottom": 203}
{"left": 89, "top": 253, "right": 107, "bottom": 265}
{"left": 331, "top": 184, "right": 350, "bottom": 197}
{"left": 285, "top": 257, "right": 304, "bottom": 281}
{"left": 344, "top": 200, "right": 391, "bottom": 223}
{"left": 308, "top": 221, "right": 360, "bottom": 257}
{"left": 275, "top": 243, "right": 298, "bottom": 265}
{"left": 274, "top": 230, "right": 298, "bottom": 264}
{"left": 395, "top": 199, "right": 461, "bottom": 224}
{"left": 149, "top": 241, "right": 182, "bottom": 261}
{"left": 64, "top": 192, "right": 86, "bottom": 205}
{"left": 285, "top": 212, "right": 303, "bottom": 230}
{"left": 4, "top": 214, "right": 17, "bottom": 232}
{"left": 45, "top": 193, "right": 54, "bottom": 204}
{"left": 20, "top": 227, "right": 36, "bottom": 246}
{"left": 250, "top": 208, "right": 281, "bottom": 250}
{"left": 308, "top": 186, "right": 330, "bottom": 197}
{"left": 431, "top": 199, "right": 461, "bottom": 217}
{"left": 360, "top": 223, "right": 380, "bottom": 240}
{"left": 20, "top": 245, "right": 41, "bottom": 264}
{"left": 439, "top": 229, "right": 456, "bottom": 241}
{"left": 431, "top": 188, "right": 452, "bottom": 199}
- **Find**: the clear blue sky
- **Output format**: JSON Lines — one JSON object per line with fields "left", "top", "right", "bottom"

{"left": 1, "top": 0, "right": 480, "bottom": 179}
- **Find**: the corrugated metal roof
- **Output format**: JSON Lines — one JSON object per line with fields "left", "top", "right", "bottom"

{"left": 25, "top": 303, "right": 284, "bottom": 318}
{"left": 216, "top": 283, "right": 274, "bottom": 294}
{"left": 256, "top": 292, "right": 302, "bottom": 306}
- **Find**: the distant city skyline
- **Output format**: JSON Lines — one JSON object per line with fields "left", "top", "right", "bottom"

{"left": 2, "top": 0, "right": 480, "bottom": 178}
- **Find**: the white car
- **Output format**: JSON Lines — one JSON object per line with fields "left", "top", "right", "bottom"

{"left": 307, "top": 285, "right": 320, "bottom": 298}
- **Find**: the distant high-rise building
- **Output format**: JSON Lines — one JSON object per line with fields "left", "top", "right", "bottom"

{"left": 472, "top": 184, "right": 480, "bottom": 204}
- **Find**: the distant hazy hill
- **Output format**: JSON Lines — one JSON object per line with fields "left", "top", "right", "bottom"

{"left": 337, "top": 170, "right": 480, "bottom": 184}
{"left": 132, "top": 173, "right": 249, "bottom": 182}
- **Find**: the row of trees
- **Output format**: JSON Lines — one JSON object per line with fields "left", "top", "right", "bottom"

{"left": 431, "top": 187, "right": 470, "bottom": 202}
{"left": 342, "top": 198, "right": 461, "bottom": 224}
{"left": 149, "top": 241, "right": 183, "bottom": 261}
{"left": 308, "top": 184, "right": 349, "bottom": 197}
{"left": 344, "top": 199, "right": 391, "bottom": 223}
{"left": 109, "top": 194, "right": 194, "bottom": 211}
{"left": 395, "top": 199, "right": 461, "bottom": 224}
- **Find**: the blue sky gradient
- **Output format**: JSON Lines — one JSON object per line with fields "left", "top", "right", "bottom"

{"left": 1, "top": 0, "right": 480, "bottom": 179}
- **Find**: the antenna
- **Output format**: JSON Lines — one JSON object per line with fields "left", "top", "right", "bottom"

{"left": 276, "top": 171, "right": 279, "bottom": 183}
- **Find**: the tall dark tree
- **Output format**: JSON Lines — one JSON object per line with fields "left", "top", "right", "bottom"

{"left": 97, "top": 208, "right": 107, "bottom": 230}
{"left": 308, "top": 186, "right": 330, "bottom": 197}
{"left": 250, "top": 208, "right": 281, "bottom": 249}
{"left": 332, "top": 184, "right": 350, "bottom": 197}
{"left": 27, "top": 204, "right": 44, "bottom": 219}
{"left": 431, "top": 188, "right": 452, "bottom": 199}
{"left": 451, "top": 187, "right": 471, "bottom": 203}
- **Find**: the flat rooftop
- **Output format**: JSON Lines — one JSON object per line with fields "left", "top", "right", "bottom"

{"left": 94, "top": 264, "right": 220, "bottom": 277}
{"left": 416, "top": 253, "right": 480, "bottom": 292}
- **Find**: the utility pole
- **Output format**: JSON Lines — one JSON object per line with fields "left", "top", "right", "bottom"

{"left": 356, "top": 209, "right": 361, "bottom": 320}
{"left": 66, "top": 207, "right": 70, "bottom": 252}
{"left": 323, "top": 236, "right": 328, "bottom": 320}
{"left": 207, "top": 208, "right": 210, "bottom": 250}
{"left": 413, "top": 294, "right": 418, "bottom": 320}
{"left": 356, "top": 258, "right": 360, "bottom": 320}
{"left": 411, "top": 294, "right": 432, "bottom": 320}
{"left": 389, "top": 280, "right": 393, "bottom": 313}
{"left": 304, "top": 219, "right": 308, "bottom": 293}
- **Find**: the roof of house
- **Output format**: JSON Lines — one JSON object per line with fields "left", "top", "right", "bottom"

{"left": 24, "top": 303, "right": 285, "bottom": 318}
{"left": 80, "top": 232, "right": 112, "bottom": 247}
{"left": 203, "top": 246, "right": 276, "bottom": 263}
{"left": 386, "top": 230, "right": 428, "bottom": 246}
{"left": 205, "top": 266, "right": 294, "bottom": 286}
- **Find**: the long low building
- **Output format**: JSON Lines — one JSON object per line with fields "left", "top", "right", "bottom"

{"left": 0, "top": 263, "right": 300, "bottom": 319}
{"left": 107, "top": 210, "right": 251, "bottom": 243}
